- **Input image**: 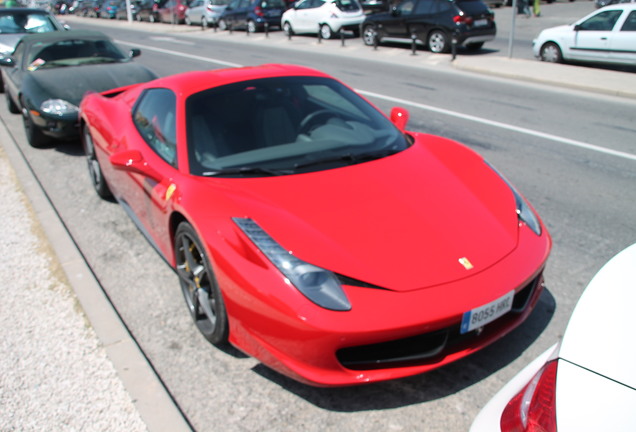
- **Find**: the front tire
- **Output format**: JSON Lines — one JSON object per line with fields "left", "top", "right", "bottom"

{"left": 21, "top": 99, "right": 49, "bottom": 148}
{"left": 283, "top": 20, "right": 293, "bottom": 36}
{"left": 218, "top": 18, "right": 228, "bottom": 30}
{"left": 427, "top": 29, "right": 449, "bottom": 53}
{"left": 320, "top": 23, "right": 333, "bottom": 39}
{"left": 6, "top": 91, "right": 19, "bottom": 114}
{"left": 175, "top": 222, "right": 229, "bottom": 345}
{"left": 540, "top": 42, "right": 562, "bottom": 63}
{"left": 82, "top": 125, "right": 112, "bottom": 199}
{"left": 247, "top": 19, "right": 257, "bottom": 33}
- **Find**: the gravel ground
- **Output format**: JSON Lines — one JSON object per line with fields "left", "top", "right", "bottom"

{"left": 0, "top": 145, "right": 148, "bottom": 432}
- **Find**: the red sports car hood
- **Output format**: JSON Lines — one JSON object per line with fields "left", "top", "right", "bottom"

{"left": 222, "top": 137, "right": 519, "bottom": 292}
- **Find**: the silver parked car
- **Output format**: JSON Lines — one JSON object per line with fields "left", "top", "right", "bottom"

{"left": 185, "top": 0, "right": 228, "bottom": 27}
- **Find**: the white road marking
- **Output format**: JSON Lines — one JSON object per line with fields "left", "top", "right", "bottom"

{"left": 117, "top": 41, "right": 636, "bottom": 162}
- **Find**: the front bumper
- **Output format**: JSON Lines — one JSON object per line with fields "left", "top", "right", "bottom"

{"left": 222, "top": 224, "right": 551, "bottom": 387}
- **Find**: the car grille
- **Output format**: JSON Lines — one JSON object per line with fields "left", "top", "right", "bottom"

{"left": 336, "top": 274, "right": 542, "bottom": 370}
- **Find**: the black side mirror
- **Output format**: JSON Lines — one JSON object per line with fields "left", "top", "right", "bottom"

{"left": 0, "top": 56, "right": 14, "bottom": 67}
{"left": 129, "top": 48, "right": 141, "bottom": 58}
{"left": 573, "top": 24, "right": 581, "bottom": 31}
{"left": 391, "top": 6, "right": 400, "bottom": 16}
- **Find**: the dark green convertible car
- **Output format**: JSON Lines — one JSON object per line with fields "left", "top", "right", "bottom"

{"left": 1, "top": 30, "right": 157, "bottom": 147}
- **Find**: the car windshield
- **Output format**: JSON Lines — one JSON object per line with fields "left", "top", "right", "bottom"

{"left": 186, "top": 76, "right": 410, "bottom": 177}
{"left": 27, "top": 38, "right": 128, "bottom": 70}
{"left": 335, "top": 0, "right": 361, "bottom": 12}
{"left": 0, "top": 13, "right": 59, "bottom": 35}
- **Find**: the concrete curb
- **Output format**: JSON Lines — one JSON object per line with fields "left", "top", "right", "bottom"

{"left": 0, "top": 112, "right": 191, "bottom": 432}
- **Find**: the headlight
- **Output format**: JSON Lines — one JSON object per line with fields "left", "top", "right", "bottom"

{"left": 40, "top": 99, "right": 79, "bottom": 116}
{"left": 233, "top": 217, "right": 351, "bottom": 311}
{"left": 486, "top": 161, "right": 542, "bottom": 236}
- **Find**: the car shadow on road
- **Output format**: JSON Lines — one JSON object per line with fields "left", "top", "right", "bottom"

{"left": 251, "top": 287, "right": 555, "bottom": 411}
{"left": 53, "top": 138, "right": 85, "bottom": 157}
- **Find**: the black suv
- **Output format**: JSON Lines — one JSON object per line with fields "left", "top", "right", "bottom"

{"left": 361, "top": 0, "right": 496, "bottom": 53}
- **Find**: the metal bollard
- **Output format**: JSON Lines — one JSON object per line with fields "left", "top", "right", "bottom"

{"left": 410, "top": 33, "right": 417, "bottom": 55}
{"left": 317, "top": 25, "right": 322, "bottom": 44}
{"left": 265, "top": 22, "right": 269, "bottom": 38}
{"left": 229, "top": 22, "right": 233, "bottom": 34}
{"left": 341, "top": 30, "right": 345, "bottom": 47}
{"left": 373, "top": 32, "right": 378, "bottom": 50}
{"left": 451, "top": 31, "right": 458, "bottom": 61}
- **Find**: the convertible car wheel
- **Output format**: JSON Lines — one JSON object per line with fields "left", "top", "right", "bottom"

{"left": 21, "top": 99, "right": 49, "bottom": 148}
{"left": 175, "top": 222, "right": 229, "bottom": 344}
{"left": 82, "top": 126, "right": 112, "bottom": 199}
{"left": 5, "top": 91, "right": 19, "bottom": 114}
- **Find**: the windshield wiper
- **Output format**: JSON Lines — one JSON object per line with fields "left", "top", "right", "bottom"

{"left": 202, "top": 166, "right": 293, "bottom": 177}
{"left": 292, "top": 149, "right": 400, "bottom": 171}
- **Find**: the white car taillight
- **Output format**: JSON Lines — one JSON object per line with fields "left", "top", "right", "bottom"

{"left": 500, "top": 359, "right": 558, "bottom": 432}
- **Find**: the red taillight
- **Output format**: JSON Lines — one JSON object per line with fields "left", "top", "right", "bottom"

{"left": 453, "top": 14, "right": 473, "bottom": 25}
{"left": 500, "top": 360, "right": 558, "bottom": 432}
{"left": 254, "top": 5, "right": 264, "bottom": 16}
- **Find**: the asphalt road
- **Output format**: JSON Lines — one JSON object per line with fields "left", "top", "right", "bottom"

{"left": 3, "top": 6, "right": 636, "bottom": 431}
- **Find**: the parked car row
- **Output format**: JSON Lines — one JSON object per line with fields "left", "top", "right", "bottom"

{"left": 74, "top": 0, "right": 499, "bottom": 53}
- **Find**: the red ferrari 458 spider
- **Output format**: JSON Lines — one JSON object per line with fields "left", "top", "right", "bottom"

{"left": 79, "top": 64, "right": 551, "bottom": 387}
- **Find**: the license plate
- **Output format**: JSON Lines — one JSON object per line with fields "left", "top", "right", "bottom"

{"left": 460, "top": 290, "right": 514, "bottom": 334}
{"left": 474, "top": 19, "right": 488, "bottom": 27}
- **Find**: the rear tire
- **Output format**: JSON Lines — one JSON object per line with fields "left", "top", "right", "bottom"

{"left": 218, "top": 18, "right": 228, "bottom": 30}
{"left": 362, "top": 24, "right": 378, "bottom": 46}
{"left": 427, "top": 30, "right": 449, "bottom": 53}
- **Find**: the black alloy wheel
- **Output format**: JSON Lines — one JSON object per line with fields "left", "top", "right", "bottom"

{"left": 175, "top": 222, "right": 229, "bottom": 344}
{"left": 82, "top": 126, "right": 112, "bottom": 199}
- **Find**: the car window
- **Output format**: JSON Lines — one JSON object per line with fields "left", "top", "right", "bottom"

{"left": 260, "top": 0, "right": 285, "bottom": 7}
{"left": 335, "top": 0, "right": 361, "bottom": 11}
{"left": 133, "top": 89, "right": 178, "bottom": 166}
{"left": 296, "top": 0, "right": 314, "bottom": 9}
{"left": 190, "top": 0, "right": 202, "bottom": 5}
{"left": 185, "top": 76, "right": 409, "bottom": 177}
{"left": 454, "top": 0, "right": 489, "bottom": 14}
{"left": 620, "top": 10, "right": 636, "bottom": 30}
{"left": 578, "top": 9, "right": 623, "bottom": 31}
{"left": 27, "top": 39, "right": 127, "bottom": 69}
{"left": 414, "top": 0, "right": 436, "bottom": 15}
{"left": 396, "top": 0, "right": 415, "bottom": 14}
{"left": 0, "top": 13, "right": 59, "bottom": 34}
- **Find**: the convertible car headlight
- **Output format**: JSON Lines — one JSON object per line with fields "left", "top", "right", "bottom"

{"left": 486, "top": 161, "right": 542, "bottom": 236}
{"left": 233, "top": 217, "right": 352, "bottom": 311}
{"left": 40, "top": 99, "right": 79, "bottom": 116}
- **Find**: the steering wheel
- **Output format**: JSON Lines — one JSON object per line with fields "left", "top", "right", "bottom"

{"left": 299, "top": 109, "right": 334, "bottom": 134}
